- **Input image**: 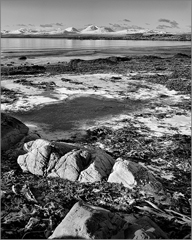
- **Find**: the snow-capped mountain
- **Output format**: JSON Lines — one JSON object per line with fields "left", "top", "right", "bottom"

{"left": 1, "top": 25, "right": 179, "bottom": 36}
{"left": 3, "top": 28, "right": 41, "bottom": 35}
{"left": 81, "top": 25, "right": 99, "bottom": 32}
{"left": 8, "top": 28, "right": 29, "bottom": 34}
{"left": 47, "top": 27, "right": 79, "bottom": 35}
{"left": 81, "top": 25, "right": 114, "bottom": 34}
{"left": 47, "top": 28, "right": 68, "bottom": 35}
{"left": 1, "top": 30, "right": 10, "bottom": 34}
{"left": 65, "top": 27, "right": 79, "bottom": 33}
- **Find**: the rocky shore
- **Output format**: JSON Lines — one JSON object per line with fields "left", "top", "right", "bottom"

{"left": 1, "top": 52, "right": 191, "bottom": 239}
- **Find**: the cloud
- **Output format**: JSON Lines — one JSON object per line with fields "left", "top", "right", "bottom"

{"left": 156, "top": 25, "right": 172, "bottom": 29}
{"left": 40, "top": 24, "right": 53, "bottom": 28}
{"left": 127, "top": 25, "right": 145, "bottom": 29}
{"left": 55, "top": 23, "right": 63, "bottom": 26}
{"left": 17, "top": 24, "right": 27, "bottom": 26}
{"left": 109, "top": 23, "right": 145, "bottom": 31}
{"left": 158, "top": 18, "right": 179, "bottom": 28}
{"left": 186, "top": 25, "right": 191, "bottom": 28}
{"left": 145, "top": 23, "right": 150, "bottom": 25}
{"left": 16, "top": 23, "right": 34, "bottom": 27}
{"left": 123, "top": 19, "right": 131, "bottom": 22}
{"left": 169, "top": 20, "right": 179, "bottom": 28}
{"left": 159, "top": 18, "right": 171, "bottom": 23}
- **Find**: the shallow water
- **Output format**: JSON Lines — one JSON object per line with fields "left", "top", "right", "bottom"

{"left": 1, "top": 38, "right": 190, "bottom": 66}
{"left": 12, "top": 95, "right": 146, "bottom": 133}
{"left": 1, "top": 38, "right": 190, "bottom": 52}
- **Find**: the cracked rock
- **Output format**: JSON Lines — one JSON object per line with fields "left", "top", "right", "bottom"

{"left": 48, "top": 201, "right": 128, "bottom": 239}
{"left": 124, "top": 216, "right": 168, "bottom": 239}
{"left": 17, "top": 145, "right": 53, "bottom": 175}
{"left": 78, "top": 149, "right": 115, "bottom": 183}
{"left": 47, "top": 149, "right": 91, "bottom": 181}
{"left": 108, "top": 158, "right": 166, "bottom": 199}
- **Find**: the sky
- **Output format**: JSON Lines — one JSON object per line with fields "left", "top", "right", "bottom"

{"left": 1, "top": 0, "right": 191, "bottom": 33}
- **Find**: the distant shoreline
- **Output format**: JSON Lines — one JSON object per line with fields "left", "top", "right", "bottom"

{"left": 1, "top": 33, "right": 191, "bottom": 41}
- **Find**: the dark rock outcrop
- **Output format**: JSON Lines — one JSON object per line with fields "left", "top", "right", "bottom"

{"left": 49, "top": 201, "right": 168, "bottom": 239}
{"left": 124, "top": 216, "right": 168, "bottom": 239}
{"left": 1, "top": 113, "right": 29, "bottom": 151}
{"left": 174, "top": 53, "right": 191, "bottom": 58}
{"left": 18, "top": 56, "right": 27, "bottom": 60}
{"left": 48, "top": 201, "right": 128, "bottom": 239}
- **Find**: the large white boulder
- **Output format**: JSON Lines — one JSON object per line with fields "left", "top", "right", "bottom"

{"left": 47, "top": 149, "right": 91, "bottom": 181}
{"left": 17, "top": 139, "right": 93, "bottom": 180}
{"left": 17, "top": 145, "right": 53, "bottom": 176}
{"left": 108, "top": 158, "right": 165, "bottom": 197}
{"left": 78, "top": 149, "right": 115, "bottom": 182}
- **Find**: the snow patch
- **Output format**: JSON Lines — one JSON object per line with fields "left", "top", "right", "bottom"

{"left": 137, "top": 114, "right": 191, "bottom": 136}
{"left": 1, "top": 96, "right": 58, "bottom": 112}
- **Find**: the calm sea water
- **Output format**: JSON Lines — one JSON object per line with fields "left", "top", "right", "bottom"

{"left": 1, "top": 38, "right": 190, "bottom": 52}
{"left": 1, "top": 38, "right": 190, "bottom": 64}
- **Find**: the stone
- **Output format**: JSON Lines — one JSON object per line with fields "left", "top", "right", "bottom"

{"left": 24, "top": 139, "right": 79, "bottom": 153}
{"left": 51, "top": 141, "right": 81, "bottom": 156}
{"left": 18, "top": 139, "right": 114, "bottom": 183}
{"left": 47, "top": 149, "right": 91, "bottom": 181}
{"left": 48, "top": 201, "right": 128, "bottom": 239}
{"left": 4, "top": 133, "right": 41, "bottom": 160}
{"left": 78, "top": 149, "right": 115, "bottom": 183}
{"left": 17, "top": 145, "right": 52, "bottom": 176}
{"left": 17, "top": 138, "right": 89, "bottom": 178}
{"left": 1, "top": 113, "right": 29, "bottom": 151}
{"left": 124, "top": 216, "right": 168, "bottom": 239}
{"left": 14, "top": 133, "right": 41, "bottom": 150}
{"left": 23, "top": 139, "right": 51, "bottom": 152}
{"left": 21, "top": 133, "right": 41, "bottom": 144}
{"left": 1, "top": 190, "right": 6, "bottom": 199}
{"left": 49, "top": 202, "right": 167, "bottom": 239}
{"left": 19, "top": 56, "right": 27, "bottom": 60}
{"left": 135, "top": 216, "right": 168, "bottom": 238}
{"left": 108, "top": 158, "right": 137, "bottom": 188}
{"left": 108, "top": 158, "right": 165, "bottom": 197}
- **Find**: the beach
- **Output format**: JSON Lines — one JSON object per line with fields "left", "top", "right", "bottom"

{"left": 1, "top": 44, "right": 191, "bottom": 239}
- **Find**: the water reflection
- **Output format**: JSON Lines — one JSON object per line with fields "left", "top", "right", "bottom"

{"left": 1, "top": 38, "right": 190, "bottom": 52}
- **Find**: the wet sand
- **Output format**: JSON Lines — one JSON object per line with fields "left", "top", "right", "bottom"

{"left": 1, "top": 45, "right": 190, "bottom": 66}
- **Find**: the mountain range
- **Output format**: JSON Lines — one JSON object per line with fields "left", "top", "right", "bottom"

{"left": 1, "top": 25, "right": 170, "bottom": 36}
